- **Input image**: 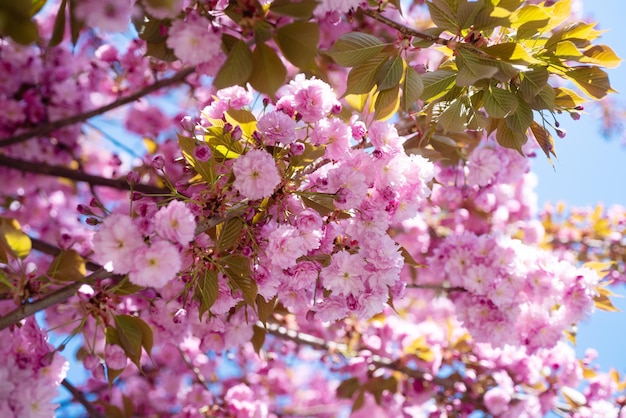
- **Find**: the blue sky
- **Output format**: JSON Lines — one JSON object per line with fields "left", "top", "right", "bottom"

{"left": 532, "top": 0, "right": 626, "bottom": 372}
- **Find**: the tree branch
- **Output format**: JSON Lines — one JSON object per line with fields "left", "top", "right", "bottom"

{"left": 61, "top": 379, "right": 106, "bottom": 418}
{"left": 0, "top": 154, "right": 170, "bottom": 195}
{"left": 0, "top": 268, "right": 111, "bottom": 331}
{"left": 361, "top": 9, "right": 449, "bottom": 45}
{"left": 0, "top": 67, "right": 195, "bottom": 148}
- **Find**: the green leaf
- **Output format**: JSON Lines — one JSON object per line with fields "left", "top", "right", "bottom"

{"left": 48, "top": 0, "right": 66, "bottom": 47}
{"left": 324, "top": 32, "right": 385, "bottom": 67}
{"left": 374, "top": 85, "right": 400, "bottom": 121}
{"left": 221, "top": 255, "right": 256, "bottom": 306}
{"left": 248, "top": 43, "right": 287, "bottom": 97}
{"left": 204, "top": 127, "right": 244, "bottom": 159}
{"left": 0, "top": 217, "right": 31, "bottom": 263}
{"left": 455, "top": 47, "right": 499, "bottom": 86}
{"left": 420, "top": 70, "right": 457, "bottom": 102}
{"left": 337, "top": 377, "right": 360, "bottom": 399}
{"left": 375, "top": 55, "right": 404, "bottom": 91}
{"left": 411, "top": 27, "right": 444, "bottom": 48}
{"left": 401, "top": 66, "right": 424, "bottom": 111}
{"left": 47, "top": 249, "right": 86, "bottom": 282}
{"left": 225, "top": 109, "right": 257, "bottom": 139}
{"left": 482, "top": 42, "right": 542, "bottom": 65}
{"left": 426, "top": 0, "right": 459, "bottom": 33}
{"left": 146, "top": 40, "right": 177, "bottom": 62}
{"left": 31, "top": 0, "right": 47, "bottom": 16}
{"left": 301, "top": 195, "right": 336, "bottom": 216}
{"left": 195, "top": 269, "right": 219, "bottom": 320}
{"left": 178, "top": 134, "right": 214, "bottom": 184}
{"left": 456, "top": 0, "right": 512, "bottom": 31}
{"left": 213, "top": 39, "right": 254, "bottom": 89}
{"left": 529, "top": 84, "right": 556, "bottom": 111}
{"left": 483, "top": 86, "right": 518, "bottom": 118}
{"left": 519, "top": 67, "right": 549, "bottom": 102}
{"left": 437, "top": 97, "right": 469, "bottom": 133}
{"left": 496, "top": 118, "right": 527, "bottom": 153}
{"left": 216, "top": 218, "right": 244, "bottom": 252}
{"left": 275, "top": 21, "right": 319, "bottom": 70}
{"left": 564, "top": 66, "right": 614, "bottom": 100}
{"left": 269, "top": 0, "right": 318, "bottom": 19}
{"left": 505, "top": 96, "right": 533, "bottom": 132}
{"left": 511, "top": 4, "right": 551, "bottom": 38}
{"left": 546, "top": 22, "right": 605, "bottom": 50}
{"left": 113, "top": 315, "right": 154, "bottom": 368}
{"left": 345, "top": 56, "right": 386, "bottom": 95}
{"left": 68, "top": 0, "right": 82, "bottom": 45}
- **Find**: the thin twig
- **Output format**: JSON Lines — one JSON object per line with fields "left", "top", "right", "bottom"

{"left": 361, "top": 8, "right": 449, "bottom": 45}
{"left": 61, "top": 379, "right": 106, "bottom": 418}
{"left": 0, "top": 154, "right": 170, "bottom": 195}
{"left": 0, "top": 67, "right": 195, "bottom": 148}
{"left": 405, "top": 283, "right": 465, "bottom": 292}
{"left": 0, "top": 268, "right": 111, "bottom": 331}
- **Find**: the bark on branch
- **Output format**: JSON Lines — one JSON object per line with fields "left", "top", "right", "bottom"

{"left": 0, "top": 67, "right": 195, "bottom": 148}
{"left": 0, "top": 154, "right": 170, "bottom": 195}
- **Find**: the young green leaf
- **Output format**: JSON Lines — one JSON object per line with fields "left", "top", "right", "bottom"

{"left": 564, "top": 66, "right": 614, "bottom": 100}
{"left": 113, "top": 315, "right": 154, "bottom": 368}
{"left": 420, "top": 70, "right": 457, "bottom": 102}
{"left": 505, "top": 95, "right": 533, "bottom": 132}
{"left": 375, "top": 55, "right": 404, "bottom": 91}
{"left": 195, "top": 269, "right": 219, "bottom": 320}
{"left": 455, "top": 47, "right": 499, "bottom": 86}
{"left": 374, "top": 85, "right": 400, "bottom": 121}
{"left": 483, "top": 86, "right": 518, "bottom": 118}
{"left": 496, "top": 118, "right": 527, "bottom": 154}
{"left": 0, "top": 217, "right": 32, "bottom": 263}
{"left": 47, "top": 249, "right": 86, "bottom": 282}
{"left": 216, "top": 218, "right": 244, "bottom": 252}
{"left": 269, "top": 0, "right": 318, "bottom": 19}
{"left": 345, "top": 56, "right": 387, "bottom": 95}
{"left": 401, "top": 66, "right": 424, "bottom": 111}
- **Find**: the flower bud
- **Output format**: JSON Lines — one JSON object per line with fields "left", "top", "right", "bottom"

{"left": 151, "top": 155, "right": 165, "bottom": 170}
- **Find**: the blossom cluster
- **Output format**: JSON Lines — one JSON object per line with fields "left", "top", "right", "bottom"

{"left": 92, "top": 200, "right": 196, "bottom": 288}
{"left": 424, "top": 231, "right": 599, "bottom": 352}
{"left": 0, "top": 317, "right": 68, "bottom": 418}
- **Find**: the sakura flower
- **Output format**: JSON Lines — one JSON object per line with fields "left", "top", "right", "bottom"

{"left": 154, "top": 200, "right": 197, "bottom": 245}
{"left": 129, "top": 241, "right": 182, "bottom": 288}
{"left": 232, "top": 149, "right": 281, "bottom": 200}
{"left": 167, "top": 15, "right": 221, "bottom": 66}
{"left": 256, "top": 111, "right": 297, "bottom": 144}
{"left": 74, "top": 0, "right": 132, "bottom": 32}
{"left": 467, "top": 147, "right": 501, "bottom": 187}
{"left": 321, "top": 250, "right": 367, "bottom": 295}
{"left": 92, "top": 214, "right": 145, "bottom": 274}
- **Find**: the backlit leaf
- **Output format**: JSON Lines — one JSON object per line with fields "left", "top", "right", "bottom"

{"left": 375, "top": 55, "right": 403, "bottom": 91}
{"left": 554, "top": 87, "right": 587, "bottom": 108}
{"left": 483, "top": 86, "right": 518, "bottom": 118}
{"left": 325, "top": 32, "right": 385, "bottom": 67}
{"left": 225, "top": 109, "right": 257, "bottom": 139}
{"left": 455, "top": 47, "right": 499, "bottom": 86}
{"left": 114, "top": 315, "right": 154, "bottom": 367}
{"left": 401, "top": 65, "right": 424, "bottom": 111}
{"left": 547, "top": 22, "right": 605, "bottom": 49}
{"left": 48, "top": 0, "right": 66, "bottom": 47}
{"left": 426, "top": 0, "right": 459, "bottom": 32}
{"left": 213, "top": 39, "right": 254, "bottom": 89}
{"left": 511, "top": 4, "right": 550, "bottom": 38}
{"left": 437, "top": 97, "right": 468, "bottom": 133}
{"left": 482, "top": 42, "right": 542, "bottom": 65}
{"left": 269, "top": 0, "right": 318, "bottom": 19}
{"left": 530, "top": 121, "right": 556, "bottom": 162}
{"left": 505, "top": 96, "right": 532, "bottom": 132}
{"left": 580, "top": 44, "right": 621, "bottom": 69}
{"left": 248, "top": 43, "right": 287, "bottom": 97}
{"left": 345, "top": 56, "right": 386, "bottom": 95}
{"left": 47, "top": 249, "right": 86, "bottom": 282}
{"left": 195, "top": 269, "right": 219, "bottom": 320}
{"left": 496, "top": 118, "right": 527, "bottom": 154}
{"left": 251, "top": 325, "right": 266, "bottom": 354}
{"left": 519, "top": 67, "right": 549, "bottom": 102}
{"left": 276, "top": 21, "right": 319, "bottom": 70}
{"left": 216, "top": 218, "right": 244, "bottom": 252}
{"left": 178, "top": 134, "right": 214, "bottom": 184}
{"left": 421, "top": 70, "right": 457, "bottom": 102}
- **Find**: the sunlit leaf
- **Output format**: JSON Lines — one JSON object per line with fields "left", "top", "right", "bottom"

{"left": 554, "top": 87, "right": 587, "bottom": 108}
{"left": 225, "top": 109, "right": 257, "bottom": 139}
{"left": 195, "top": 270, "right": 219, "bottom": 320}
{"left": 580, "top": 44, "right": 622, "bottom": 69}
{"left": 564, "top": 66, "right": 614, "bottom": 100}
{"left": 547, "top": 22, "right": 605, "bottom": 49}
{"left": 0, "top": 217, "right": 32, "bottom": 263}
{"left": 426, "top": 0, "right": 459, "bottom": 32}
{"left": 519, "top": 67, "right": 549, "bottom": 102}
{"left": 178, "top": 134, "right": 214, "bottom": 184}
{"left": 437, "top": 97, "right": 469, "bottom": 133}
{"left": 482, "top": 42, "right": 542, "bottom": 65}
{"left": 505, "top": 95, "right": 532, "bottom": 132}
{"left": 496, "top": 118, "right": 527, "bottom": 153}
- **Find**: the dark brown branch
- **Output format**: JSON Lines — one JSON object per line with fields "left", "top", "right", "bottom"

{"left": 0, "top": 154, "right": 170, "bottom": 195}
{"left": 405, "top": 283, "right": 465, "bottom": 292}
{"left": 0, "top": 67, "right": 195, "bottom": 148}
{"left": 0, "top": 268, "right": 111, "bottom": 331}
{"left": 61, "top": 379, "right": 106, "bottom": 418}
{"left": 361, "top": 9, "right": 449, "bottom": 45}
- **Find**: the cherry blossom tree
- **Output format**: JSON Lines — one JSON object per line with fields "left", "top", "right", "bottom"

{"left": 0, "top": 0, "right": 624, "bottom": 416}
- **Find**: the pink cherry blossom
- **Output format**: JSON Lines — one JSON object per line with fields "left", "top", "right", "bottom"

{"left": 232, "top": 149, "right": 281, "bottom": 200}
{"left": 166, "top": 15, "right": 221, "bottom": 66}
{"left": 154, "top": 200, "right": 197, "bottom": 245}
{"left": 129, "top": 241, "right": 182, "bottom": 288}
{"left": 92, "top": 214, "right": 145, "bottom": 274}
